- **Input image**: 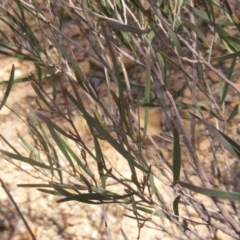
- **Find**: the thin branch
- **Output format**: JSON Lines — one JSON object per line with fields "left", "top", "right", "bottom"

{"left": 0, "top": 178, "right": 36, "bottom": 240}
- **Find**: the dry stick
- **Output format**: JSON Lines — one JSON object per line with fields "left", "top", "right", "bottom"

{"left": 128, "top": 29, "right": 237, "bottom": 236}
{"left": 142, "top": 18, "right": 239, "bottom": 234}
{"left": 152, "top": 74, "right": 240, "bottom": 238}
{"left": 20, "top": 0, "right": 239, "bottom": 235}
{"left": 177, "top": 34, "right": 240, "bottom": 94}
{"left": 129, "top": 36, "right": 208, "bottom": 237}
{"left": 89, "top": 3, "right": 238, "bottom": 238}
{"left": 0, "top": 178, "right": 36, "bottom": 240}
{"left": 176, "top": 34, "right": 240, "bottom": 234}
{"left": 188, "top": 0, "right": 198, "bottom": 149}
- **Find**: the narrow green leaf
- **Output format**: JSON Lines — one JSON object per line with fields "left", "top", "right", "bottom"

{"left": 179, "top": 181, "right": 240, "bottom": 201}
{"left": 191, "top": 113, "right": 240, "bottom": 158}
{"left": 121, "top": 228, "right": 129, "bottom": 240}
{"left": 156, "top": 52, "right": 167, "bottom": 84}
{"left": 225, "top": 36, "right": 240, "bottom": 51}
{"left": 57, "top": 192, "right": 132, "bottom": 203}
{"left": 79, "top": 174, "right": 92, "bottom": 192}
{"left": 211, "top": 51, "right": 240, "bottom": 62}
{"left": 216, "top": 131, "right": 240, "bottom": 158}
{"left": 0, "top": 73, "right": 54, "bottom": 86}
{"left": 177, "top": 101, "right": 223, "bottom": 121}
{"left": 31, "top": 82, "right": 54, "bottom": 111}
{"left": 173, "top": 83, "right": 187, "bottom": 100}
{"left": 186, "top": 5, "right": 210, "bottom": 22}
{"left": 148, "top": 173, "right": 161, "bottom": 203}
{"left": 63, "top": 141, "right": 93, "bottom": 178}
{"left": 51, "top": 146, "right": 62, "bottom": 183}
{"left": 37, "top": 189, "right": 62, "bottom": 196}
{"left": 0, "top": 43, "right": 35, "bottom": 62}
{"left": 17, "top": 133, "right": 45, "bottom": 165}
{"left": 66, "top": 92, "right": 148, "bottom": 173}
{"left": 107, "top": 21, "right": 150, "bottom": 34}
{"left": 4, "top": 3, "right": 45, "bottom": 54}
{"left": 35, "top": 112, "right": 76, "bottom": 140}
{"left": 220, "top": 57, "right": 236, "bottom": 105}
{"left": 167, "top": 27, "right": 184, "bottom": 56}
{"left": 0, "top": 29, "right": 12, "bottom": 42}
{"left": 183, "top": 219, "right": 188, "bottom": 230}
{"left": 0, "top": 150, "right": 54, "bottom": 169}
{"left": 74, "top": 69, "right": 87, "bottom": 90}
{"left": 102, "top": 25, "right": 124, "bottom": 120}
{"left": 31, "top": 113, "right": 52, "bottom": 146}
{"left": 221, "top": 0, "right": 240, "bottom": 29}
{"left": 18, "top": 129, "right": 35, "bottom": 150}
{"left": 136, "top": 206, "right": 163, "bottom": 218}
{"left": 59, "top": 6, "right": 64, "bottom": 31}
{"left": 48, "top": 38, "right": 88, "bottom": 88}
{"left": 217, "top": 19, "right": 234, "bottom": 26}
{"left": 173, "top": 196, "right": 181, "bottom": 220}
{"left": 47, "top": 126, "right": 76, "bottom": 173}
{"left": 18, "top": 184, "right": 52, "bottom": 188}
{"left": 202, "top": 0, "right": 215, "bottom": 22}
{"left": 172, "top": 126, "right": 181, "bottom": 186}
{"left": 34, "top": 63, "right": 42, "bottom": 80}
{"left": 156, "top": 50, "right": 192, "bottom": 81}
{"left": 0, "top": 133, "right": 21, "bottom": 155}
{"left": 15, "top": 0, "right": 25, "bottom": 20}
{"left": 181, "top": 19, "right": 209, "bottom": 47}
{"left": 0, "top": 65, "right": 14, "bottom": 111}
{"left": 227, "top": 104, "right": 239, "bottom": 122}
{"left": 147, "top": 30, "right": 155, "bottom": 42}
{"left": 50, "top": 182, "right": 73, "bottom": 197}
{"left": 142, "top": 53, "right": 151, "bottom": 138}
{"left": 93, "top": 136, "right": 106, "bottom": 189}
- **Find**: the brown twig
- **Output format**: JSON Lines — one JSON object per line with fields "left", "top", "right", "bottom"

{"left": 0, "top": 178, "right": 36, "bottom": 240}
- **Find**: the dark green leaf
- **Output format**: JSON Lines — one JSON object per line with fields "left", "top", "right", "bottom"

{"left": 172, "top": 126, "right": 181, "bottom": 186}
{"left": 211, "top": 51, "right": 240, "bottom": 62}
{"left": 66, "top": 92, "right": 148, "bottom": 173}
{"left": 47, "top": 126, "right": 76, "bottom": 173}
{"left": 57, "top": 192, "right": 132, "bottom": 203}
{"left": 136, "top": 206, "right": 163, "bottom": 218}
{"left": 0, "top": 65, "right": 14, "bottom": 111}
{"left": 50, "top": 182, "right": 73, "bottom": 197}
{"left": 220, "top": 57, "right": 236, "bottom": 105}
{"left": 107, "top": 21, "right": 150, "bottom": 34}
{"left": 167, "top": 27, "right": 185, "bottom": 57}
{"left": 179, "top": 181, "right": 240, "bottom": 201}
{"left": 35, "top": 112, "right": 76, "bottom": 140}
{"left": 142, "top": 53, "right": 151, "bottom": 138}
{"left": 186, "top": 5, "right": 210, "bottom": 22}
{"left": 18, "top": 184, "right": 52, "bottom": 188}
{"left": 173, "top": 196, "right": 181, "bottom": 220}
{"left": 177, "top": 101, "right": 223, "bottom": 121}
{"left": 0, "top": 150, "right": 54, "bottom": 169}
{"left": 31, "top": 82, "right": 54, "bottom": 111}
{"left": 59, "top": 6, "right": 64, "bottom": 31}
{"left": 94, "top": 135, "right": 107, "bottom": 188}
{"left": 191, "top": 113, "right": 240, "bottom": 158}
{"left": 38, "top": 189, "right": 62, "bottom": 196}
{"left": 227, "top": 104, "right": 239, "bottom": 122}
{"left": 181, "top": 19, "right": 209, "bottom": 47}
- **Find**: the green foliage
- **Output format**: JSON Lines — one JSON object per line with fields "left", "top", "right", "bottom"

{"left": 1, "top": 0, "right": 240, "bottom": 239}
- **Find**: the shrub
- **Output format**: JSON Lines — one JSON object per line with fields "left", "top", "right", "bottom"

{"left": 1, "top": 0, "right": 240, "bottom": 239}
